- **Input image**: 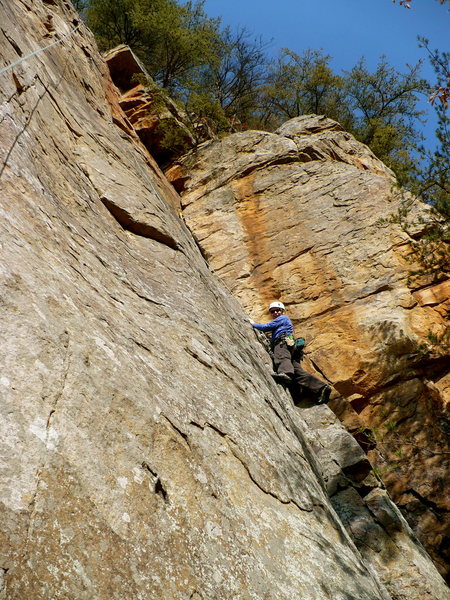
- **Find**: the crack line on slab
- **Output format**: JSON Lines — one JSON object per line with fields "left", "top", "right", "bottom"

{"left": 0, "top": 75, "right": 50, "bottom": 178}
{"left": 44, "top": 330, "right": 71, "bottom": 441}
{"left": 191, "top": 420, "right": 314, "bottom": 512}
{"left": 226, "top": 441, "right": 314, "bottom": 512}
{"left": 69, "top": 260, "right": 168, "bottom": 309}
{"left": 141, "top": 462, "right": 169, "bottom": 504}
{"left": 161, "top": 414, "right": 191, "bottom": 448}
{"left": 100, "top": 197, "right": 179, "bottom": 250}
{"left": 25, "top": 331, "right": 71, "bottom": 549}
{"left": 308, "top": 358, "right": 331, "bottom": 384}
{"left": 263, "top": 394, "right": 293, "bottom": 435}
{"left": 276, "top": 246, "right": 315, "bottom": 267}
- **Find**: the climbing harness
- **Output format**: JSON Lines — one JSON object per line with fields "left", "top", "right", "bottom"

{"left": 270, "top": 333, "right": 306, "bottom": 360}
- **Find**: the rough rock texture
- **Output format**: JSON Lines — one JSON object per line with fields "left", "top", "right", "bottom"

{"left": 171, "top": 116, "right": 450, "bottom": 580}
{"left": 104, "top": 45, "right": 212, "bottom": 167}
{"left": 300, "top": 405, "right": 448, "bottom": 600}
{"left": 0, "top": 1, "right": 449, "bottom": 599}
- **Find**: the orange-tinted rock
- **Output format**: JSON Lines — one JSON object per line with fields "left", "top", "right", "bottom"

{"left": 175, "top": 116, "right": 450, "bottom": 581}
{"left": 104, "top": 46, "right": 213, "bottom": 167}
{"left": 413, "top": 280, "right": 450, "bottom": 307}
{"left": 1, "top": 1, "right": 449, "bottom": 597}
{"left": 103, "top": 44, "right": 148, "bottom": 91}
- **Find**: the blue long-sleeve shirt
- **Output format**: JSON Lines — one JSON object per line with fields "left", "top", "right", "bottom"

{"left": 252, "top": 314, "right": 293, "bottom": 343}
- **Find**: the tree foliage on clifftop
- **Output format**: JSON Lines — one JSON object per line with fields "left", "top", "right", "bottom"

{"left": 259, "top": 51, "right": 427, "bottom": 180}
{"left": 86, "top": 0, "right": 222, "bottom": 90}
{"left": 81, "top": 0, "right": 447, "bottom": 190}
{"left": 398, "top": 46, "right": 449, "bottom": 289}
{"left": 382, "top": 46, "right": 449, "bottom": 356}
{"left": 82, "top": 0, "right": 436, "bottom": 183}
{"left": 259, "top": 48, "right": 353, "bottom": 130}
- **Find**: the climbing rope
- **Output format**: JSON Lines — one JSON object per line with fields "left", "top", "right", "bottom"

{"left": 0, "top": 23, "right": 81, "bottom": 77}
{"left": 0, "top": 17, "right": 170, "bottom": 215}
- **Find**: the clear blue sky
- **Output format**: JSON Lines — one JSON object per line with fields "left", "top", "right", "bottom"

{"left": 202, "top": 0, "right": 449, "bottom": 148}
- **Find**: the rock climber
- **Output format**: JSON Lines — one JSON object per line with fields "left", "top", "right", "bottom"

{"left": 251, "top": 301, "right": 331, "bottom": 404}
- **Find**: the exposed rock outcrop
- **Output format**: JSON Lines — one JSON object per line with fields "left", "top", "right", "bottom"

{"left": 170, "top": 117, "right": 450, "bottom": 580}
{"left": 0, "top": 1, "right": 448, "bottom": 599}
{"left": 104, "top": 45, "right": 213, "bottom": 167}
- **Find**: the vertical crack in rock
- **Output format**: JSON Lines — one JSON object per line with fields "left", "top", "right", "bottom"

{"left": 191, "top": 420, "right": 317, "bottom": 513}
{"left": 154, "top": 477, "right": 169, "bottom": 504}
{"left": 26, "top": 331, "right": 71, "bottom": 546}
{"left": 141, "top": 461, "right": 169, "bottom": 504}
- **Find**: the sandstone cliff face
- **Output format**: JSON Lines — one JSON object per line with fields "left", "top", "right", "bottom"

{"left": 170, "top": 116, "right": 450, "bottom": 580}
{"left": 104, "top": 45, "right": 213, "bottom": 168}
{"left": 0, "top": 2, "right": 449, "bottom": 600}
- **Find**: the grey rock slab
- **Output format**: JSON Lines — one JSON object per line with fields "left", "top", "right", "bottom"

{"left": 0, "top": 1, "right": 393, "bottom": 599}
{"left": 0, "top": 1, "right": 448, "bottom": 599}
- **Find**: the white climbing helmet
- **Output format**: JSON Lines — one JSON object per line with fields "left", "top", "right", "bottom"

{"left": 269, "top": 301, "right": 285, "bottom": 312}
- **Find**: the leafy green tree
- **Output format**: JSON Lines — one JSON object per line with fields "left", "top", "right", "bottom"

{"left": 342, "top": 57, "right": 428, "bottom": 181}
{"left": 409, "top": 44, "right": 449, "bottom": 289}
{"left": 83, "top": 0, "right": 442, "bottom": 190}
{"left": 417, "top": 40, "right": 450, "bottom": 206}
{"left": 85, "top": 0, "right": 143, "bottom": 49}
{"left": 186, "top": 26, "right": 270, "bottom": 130}
{"left": 382, "top": 45, "right": 449, "bottom": 354}
{"left": 182, "top": 91, "right": 230, "bottom": 137}
{"left": 86, "top": 0, "right": 221, "bottom": 91}
{"left": 260, "top": 48, "right": 352, "bottom": 130}
{"left": 211, "top": 28, "right": 268, "bottom": 118}
{"left": 133, "top": 0, "right": 221, "bottom": 90}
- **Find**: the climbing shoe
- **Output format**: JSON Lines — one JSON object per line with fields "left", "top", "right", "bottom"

{"left": 317, "top": 385, "right": 331, "bottom": 404}
{"left": 272, "top": 372, "right": 293, "bottom": 383}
